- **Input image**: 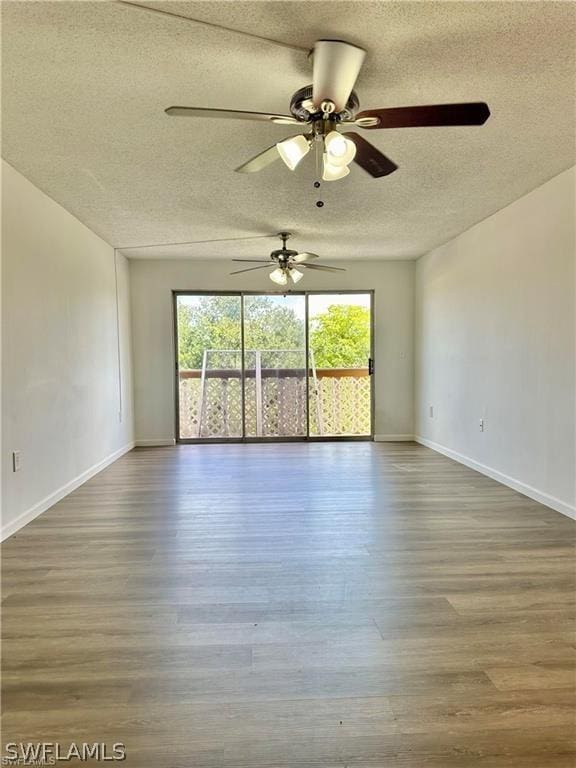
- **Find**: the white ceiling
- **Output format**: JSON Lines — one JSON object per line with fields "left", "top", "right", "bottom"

{"left": 2, "top": 0, "right": 575, "bottom": 260}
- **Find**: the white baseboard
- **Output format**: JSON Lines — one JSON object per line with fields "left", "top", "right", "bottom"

{"left": 374, "top": 434, "right": 415, "bottom": 442}
{"left": 415, "top": 436, "right": 576, "bottom": 521}
{"left": 135, "top": 439, "right": 176, "bottom": 447}
{"left": 1, "top": 442, "right": 135, "bottom": 541}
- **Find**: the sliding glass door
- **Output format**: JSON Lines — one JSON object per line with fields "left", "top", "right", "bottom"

{"left": 243, "top": 294, "right": 307, "bottom": 438}
{"left": 175, "top": 291, "right": 373, "bottom": 442}
{"left": 308, "top": 293, "right": 373, "bottom": 437}
{"left": 176, "top": 294, "right": 242, "bottom": 439}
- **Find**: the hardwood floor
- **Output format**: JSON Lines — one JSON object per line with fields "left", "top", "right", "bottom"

{"left": 2, "top": 442, "right": 575, "bottom": 767}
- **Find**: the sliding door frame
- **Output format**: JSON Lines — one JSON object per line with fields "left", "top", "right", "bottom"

{"left": 173, "top": 289, "right": 374, "bottom": 444}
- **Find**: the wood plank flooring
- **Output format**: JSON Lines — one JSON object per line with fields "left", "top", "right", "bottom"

{"left": 2, "top": 442, "right": 575, "bottom": 767}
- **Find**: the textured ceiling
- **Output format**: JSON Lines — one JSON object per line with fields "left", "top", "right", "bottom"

{"left": 2, "top": 0, "right": 575, "bottom": 260}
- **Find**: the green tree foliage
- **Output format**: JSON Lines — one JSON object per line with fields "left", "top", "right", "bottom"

{"left": 177, "top": 297, "right": 241, "bottom": 369}
{"left": 310, "top": 304, "right": 370, "bottom": 368}
{"left": 243, "top": 297, "right": 304, "bottom": 353}
{"left": 178, "top": 297, "right": 370, "bottom": 370}
{"left": 178, "top": 296, "right": 304, "bottom": 369}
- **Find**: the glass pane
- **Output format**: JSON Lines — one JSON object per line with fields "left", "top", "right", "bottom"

{"left": 176, "top": 295, "right": 242, "bottom": 439}
{"left": 243, "top": 295, "right": 307, "bottom": 438}
{"left": 308, "top": 293, "right": 372, "bottom": 436}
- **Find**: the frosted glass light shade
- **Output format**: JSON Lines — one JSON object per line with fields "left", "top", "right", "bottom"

{"left": 276, "top": 135, "right": 311, "bottom": 170}
{"left": 324, "top": 131, "right": 356, "bottom": 167}
{"left": 289, "top": 268, "right": 304, "bottom": 283}
{"left": 270, "top": 267, "right": 289, "bottom": 285}
{"left": 322, "top": 155, "right": 351, "bottom": 181}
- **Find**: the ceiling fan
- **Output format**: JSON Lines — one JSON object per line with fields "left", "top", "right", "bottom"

{"left": 230, "top": 232, "right": 345, "bottom": 285}
{"left": 165, "top": 38, "right": 490, "bottom": 181}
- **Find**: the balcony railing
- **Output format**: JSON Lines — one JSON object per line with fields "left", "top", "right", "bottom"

{"left": 178, "top": 353, "right": 370, "bottom": 438}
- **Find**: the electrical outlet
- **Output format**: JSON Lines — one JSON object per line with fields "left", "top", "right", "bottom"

{"left": 12, "top": 451, "right": 21, "bottom": 472}
{"left": 429, "top": 405, "right": 434, "bottom": 418}
{"left": 479, "top": 418, "right": 485, "bottom": 432}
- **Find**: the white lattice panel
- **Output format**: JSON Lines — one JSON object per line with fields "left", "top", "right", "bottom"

{"left": 200, "top": 378, "right": 243, "bottom": 437}
{"left": 309, "top": 376, "right": 371, "bottom": 436}
{"left": 179, "top": 378, "right": 201, "bottom": 439}
{"left": 179, "top": 372, "right": 370, "bottom": 438}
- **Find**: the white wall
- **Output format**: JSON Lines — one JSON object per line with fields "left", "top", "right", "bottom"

{"left": 415, "top": 167, "right": 576, "bottom": 517}
{"left": 1, "top": 161, "right": 135, "bottom": 539}
{"left": 3, "top": 158, "right": 571, "bottom": 533}
{"left": 129, "top": 259, "right": 415, "bottom": 444}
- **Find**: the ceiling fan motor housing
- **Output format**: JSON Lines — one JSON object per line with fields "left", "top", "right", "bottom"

{"left": 289, "top": 85, "right": 360, "bottom": 123}
{"left": 271, "top": 247, "right": 298, "bottom": 265}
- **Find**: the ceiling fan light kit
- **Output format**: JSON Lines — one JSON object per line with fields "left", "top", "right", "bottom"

{"left": 277, "top": 129, "right": 355, "bottom": 181}
{"left": 270, "top": 265, "right": 304, "bottom": 285}
{"left": 269, "top": 266, "right": 289, "bottom": 285}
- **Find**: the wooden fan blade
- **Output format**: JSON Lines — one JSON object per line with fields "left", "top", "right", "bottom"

{"left": 354, "top": 102, "right": 490, "bottom": 129}
{"left": 344, "top": 132, "right": 398, "bottom": 178}
{"left": 165, "top": 106, "right": 300, "bottom": 125}
{"left": 231, "top": 259, "right": 272, "bottom": 263}
{"left": 230, "top": 265, "right": 272, "bottom": 275}
{"left": 292, "top": 252, "right": 319, "bottom": 263}
{"left": 301, "top": 263, "right": 346, "bottom": 272}
{"left": 235, "top": 144, "right": 282, "bottom": 174}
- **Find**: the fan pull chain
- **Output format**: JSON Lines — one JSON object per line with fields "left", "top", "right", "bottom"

{"left": 314, "top": 142, "right": 324, "bottom": 208}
